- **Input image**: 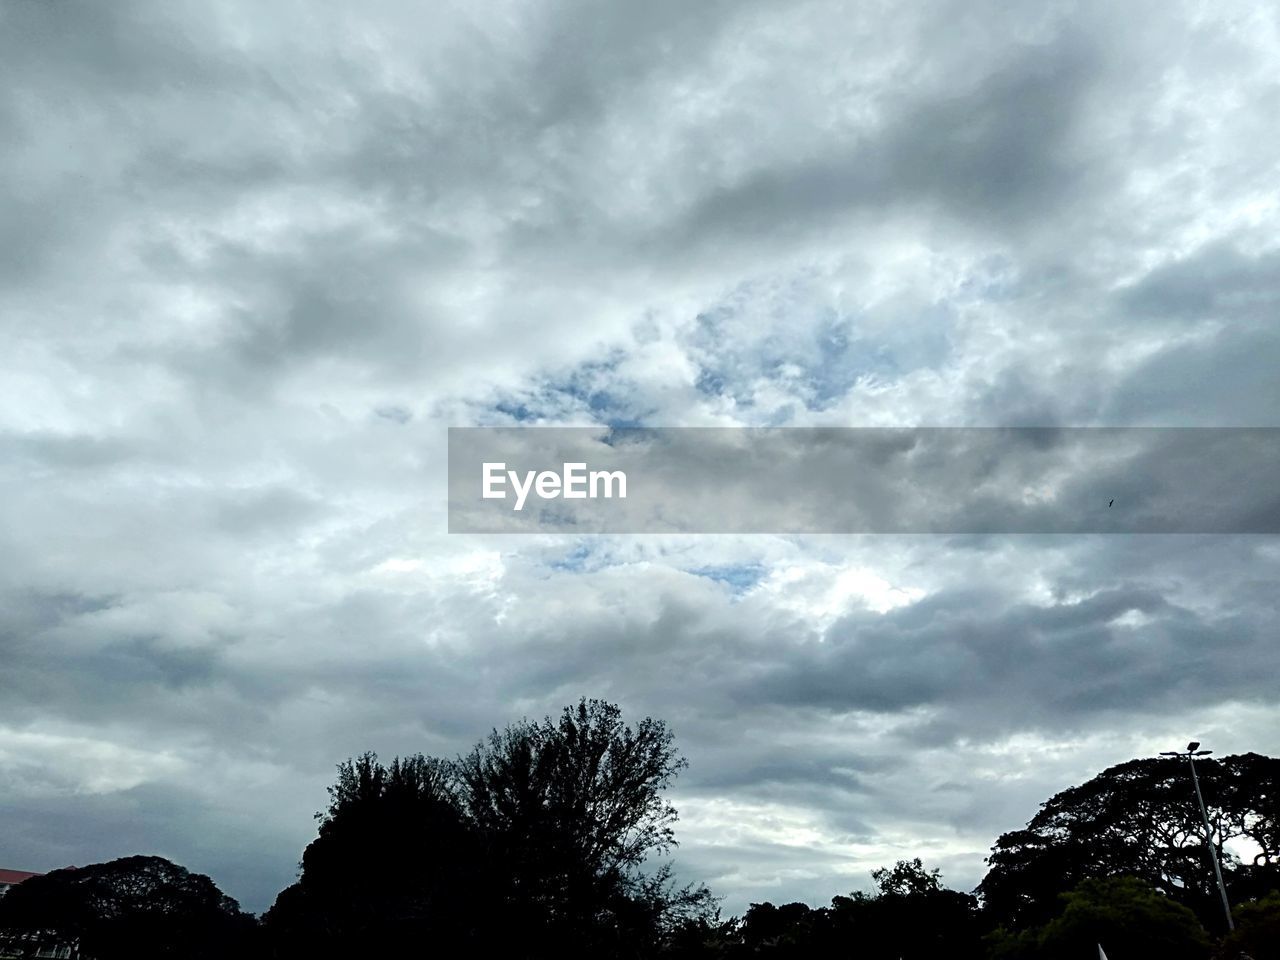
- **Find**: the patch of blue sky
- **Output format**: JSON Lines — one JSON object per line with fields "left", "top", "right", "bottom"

{"left": 687, "top": 563, "right": 765, "bottom": 594}
{"left": 693, "top": 367, "right": 730, "bottom": 399}
{"left": 548, "top": 542, "right": 594, "bottom": 573}
{"left": 493, "top": 399, "right": 540, "bottom": 422}
{"left": 786, "top": 308, "right": 876, "bottom": 410}
{"left": 487, "top": 350, "right": 655, "bottom": 427}
{"left": 691, "top": 304, "right": 904, "bottom": 416}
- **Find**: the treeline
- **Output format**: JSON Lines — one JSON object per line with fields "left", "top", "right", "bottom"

{"left": 0, "top": 699, "right": 1277, "bottom": 960}
{"left": 264, "top": 698, "right": 711, "bottom": 956}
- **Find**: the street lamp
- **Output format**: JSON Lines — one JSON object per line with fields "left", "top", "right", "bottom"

{"left": 1160, "top": 742, "right": 1234, "bottom": 931}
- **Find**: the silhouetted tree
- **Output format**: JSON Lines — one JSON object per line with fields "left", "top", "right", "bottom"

{"left": 455, "top": 698, "right": 715, "bottom": 956}
{"left": 1217, "top": 889, "right": 1280, "bottom": 960}
{"left": 262, "top": 752, "right": 493, "bottom": 955}
{"left": 871, "top": 856, "right": 943, "bottom": 896}
{"left": 0, "top": 855, "right": 256, "bottom": 960}
{"left": 828, "top": 859, "right": 985, "bottom": 960}
{"left": 737, "top": 901, "right": 819, "bottom": 957}
{"left": 728, "top": 861, "right": 986, "bottom": 959}
{"left": 979, "top": 753, "right": 1280, "bottom": 932}
{"left": 265, "top": 699, "right": 713, "bottom": 958}
{"left": 660, "top": 912, "right": 739, "bottom": 958}
{"left": 986, "top": 876, "right": 1211, "bottom": 960}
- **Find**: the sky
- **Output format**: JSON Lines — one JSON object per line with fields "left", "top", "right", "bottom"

{"left": 2, "top": 0, "right": 1279, "bottom": 917}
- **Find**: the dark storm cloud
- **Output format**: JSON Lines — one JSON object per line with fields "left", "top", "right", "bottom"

{"left": 1117, "top": 242, "right": 1280, "bottom": 324}
{"left": 742, "top": 583, "right": 1276, "bottom": 726}
{"left": 1103, "top": 242, "right": 1280, "bottom": 424}
{"left": 670, "top": 36, "right": 1103, "bottom": 249}
{"left": 0, "top": 1, "right": 278, "bottom": 286}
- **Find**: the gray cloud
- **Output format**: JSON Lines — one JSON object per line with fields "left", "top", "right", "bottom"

{"left": 1, "top": 0, "right": 1278, "bottom": 918}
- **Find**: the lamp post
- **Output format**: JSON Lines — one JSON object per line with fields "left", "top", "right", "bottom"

{"left": 1160, "top": 741, "right": 1234, "bottom": 931}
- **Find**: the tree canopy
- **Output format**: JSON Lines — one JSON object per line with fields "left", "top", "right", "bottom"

{"left": 263, "top": 698, "right": 712, "bottom": 958}
{"left": 3, "top": 710, "right": 1276, "bottom": 959}
{"left": 987, "top": 876, "right": 1211, "bottom": 960}
{"left": 262, "top": 751, "right": 489, "bottom": 954}
{"left": 0, "top": 855, "right": 255, "bottom": 960}
{"left": 722, "top": 859, "right": 987, "bottom": 960}
{"left": 979, "top": 753, "right": 1280, "bottom": 931}
{"left": 1218, "top": 889, "right": 1280, "bottom": 960}
{"left": 455, "top": 698, "right": 709, "bottom": 949}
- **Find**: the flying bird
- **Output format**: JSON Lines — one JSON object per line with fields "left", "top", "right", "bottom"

{"left": 1109, "top": 499, "right": 1114, "bottom": 507}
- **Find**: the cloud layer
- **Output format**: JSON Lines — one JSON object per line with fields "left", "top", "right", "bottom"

{"left": 2, "top": 0, "right": 1279, "bottom": 914}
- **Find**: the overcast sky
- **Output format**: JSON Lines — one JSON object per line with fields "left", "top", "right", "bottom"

{"left": 2, "top": 0, "right": 1279, "bottom": 916}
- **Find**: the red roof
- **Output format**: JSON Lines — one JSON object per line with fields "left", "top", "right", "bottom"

{"left": 0, "top": 869, "right": 41, "bottom": 885}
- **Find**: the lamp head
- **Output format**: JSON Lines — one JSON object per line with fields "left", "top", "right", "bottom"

{"left": 1187, "top": 741, "right": 1200, "bottom": 752}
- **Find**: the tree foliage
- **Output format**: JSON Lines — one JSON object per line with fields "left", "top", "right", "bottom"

{"left": 455, "top": 698, "right": 712, "bottom": 955}
{"left": 871, "top": 856, "right": 944, "bottom": 897}
{"left": 6, "top": 716, "right": 1275, "bottom": 959}
{"left": 979, "top": 753, "right": 1280, "bottom": 931}
{"left": 728, "top": 860, "right": 987, "bottom": 959}
{"left": 263, "top": 698, "right": 712, "bottom": 958}
{"left": 0, "top": 855, "right": 255, "bottom": 960}
{"left": 262, "top": 751, "right": 488, "bottom": 955}
{"left": 1217, "top": 889, "right": 1280, "bottom": 960}
{"left": 987, "top": 876, "right": 1211, "bottom": 960}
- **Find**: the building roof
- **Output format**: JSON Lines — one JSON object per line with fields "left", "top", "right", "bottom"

{"left": 0, "top": 869, "right": 41, "bottom": 885}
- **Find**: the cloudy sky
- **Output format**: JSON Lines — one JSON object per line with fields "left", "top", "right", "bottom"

{"left": 3, "top": 0, "right": 1279, "bottom": 916}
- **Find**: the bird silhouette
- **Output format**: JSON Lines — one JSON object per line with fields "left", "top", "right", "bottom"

{"left": 1108, "top": 499, "right": 1114, "bottom": 507}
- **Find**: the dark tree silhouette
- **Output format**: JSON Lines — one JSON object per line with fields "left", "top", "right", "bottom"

{"left": 1218, "top": 889, "right": 1280, "bottom": 960}
{"left": 737, "top": 901, "right": 819, "bottom": 956}
{"left": 731, "top": 860, "right": 986, "bottom": 959}
{"left": 987, "top": 876, "right": 1211, "bottom": 960}
{"left": 262, "top": 752, "right": 493, "bottom": 955}
{"left": 455, "top": 698, "right": 714, "bottom": 956}
{"left": 979, "top": 753, "right": 1280, "bottom": 932}
{"left": 870, "top": 856, "right": 944, "bottom": 896}
{"left": 827, "top": 859, "right": 986, "bottom": 960}
{"left": 0, "top": 855, "right": 256, "bottom": 960}
{"left": 660, "top": 912, "right": 740, "bottom": 958}
{"left": 264, "top": 699, "right": 713, "bottom": 958}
